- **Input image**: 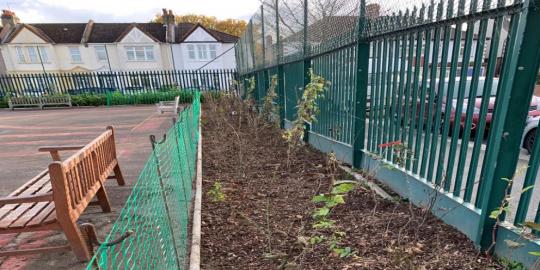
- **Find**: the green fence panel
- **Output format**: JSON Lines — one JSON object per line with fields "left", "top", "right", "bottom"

{"left": 86, "top": 92, "right": 201, "bottom": 270}
{"left": 283, "top": 61, "right": 304, "bottom": 122}
{"left": 312, "top": 45, "right": 357, "bottom": 145}
{"left": 236, "top": 0, "right": 540, "bottom": 267}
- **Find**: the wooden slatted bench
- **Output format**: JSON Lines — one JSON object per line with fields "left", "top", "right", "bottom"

{"left": 8, "top": 96, "right": 72, "bottom": 110}
{"left": 0, "top": 126, "right": 125, "bottom": 261}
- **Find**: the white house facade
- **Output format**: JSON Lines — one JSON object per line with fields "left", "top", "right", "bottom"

{"left": 0, "top": 9, "right": 238, "bottom": 74}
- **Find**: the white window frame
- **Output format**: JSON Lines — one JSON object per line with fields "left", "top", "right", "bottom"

{"left": 125, "top": 46, "right": 155, "bottom": 62}
{"left": 15, "top": 47, "right": 26, "bottom": 63}
{"left": 187, "top": 44, "right": 196, "bottom": 60}
{"left": 95, "top": 45, "right": 107, "bottom": 61}
{"left": 38, "top": 47, "right": 48, "bottom": 63}
{"left": 69, "top": 47, "right": 82, "bottom": 63}
{"left": 197, "top": 44, "right": 207, "bottom": 60}
{"left": 15, "top": 46, "right": 49, "bottom": 64}
{"left": 208, "top": 44, "right": 217, "bottom": 59}
{"left": 27, "top": 47, "right": 39, "bottom": 63}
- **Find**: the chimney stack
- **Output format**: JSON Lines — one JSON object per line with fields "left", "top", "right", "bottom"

{"left": 1, "top": 10, "right": 19, "bottom": 28}
{"left": 365, "top": 4, "right": 381, "bottom": 19}
{"left": 162, "top": 8, "right": 175, "bottom": 43}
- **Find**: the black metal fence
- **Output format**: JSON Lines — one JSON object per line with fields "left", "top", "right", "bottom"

{"left": 0, "top": 69, "right": 238, "bottom": 97}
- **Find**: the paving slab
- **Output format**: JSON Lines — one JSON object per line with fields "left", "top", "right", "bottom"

{"left": 0, "top": 105, "right": 175, "bottom": 270}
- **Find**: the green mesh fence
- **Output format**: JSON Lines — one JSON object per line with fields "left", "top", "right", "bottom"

{"left": 86, "top": 91, "right": 201, "bottom": 270}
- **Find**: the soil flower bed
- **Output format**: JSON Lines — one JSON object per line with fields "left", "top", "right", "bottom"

{"left": 200, "top": 95, "right": 502, "bottom": 269}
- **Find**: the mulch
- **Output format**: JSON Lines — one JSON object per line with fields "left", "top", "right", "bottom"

{"left": 200, "top": 96, "right": 502, "bottom": 270}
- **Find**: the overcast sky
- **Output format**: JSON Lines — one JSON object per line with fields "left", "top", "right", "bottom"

{"left": 0, "top": 0, "right": 261, "bottom": 23}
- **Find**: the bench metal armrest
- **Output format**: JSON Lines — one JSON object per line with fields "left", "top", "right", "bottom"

{"left": 38, "top": 145, "right": 85, "bottom": 161}
{"left": 0, "top": 193, "right": 53, "bottom": 205}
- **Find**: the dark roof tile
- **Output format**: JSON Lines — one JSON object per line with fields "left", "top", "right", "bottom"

{"left": 3, "top": 21, "right": 237, "bottom": 44}
{"left": 88, "top": 23, "right": 166, "bottom": 43}
{"left": 30, "top": 23, "right": 86, "bottom": 43}
{"left": 175, "top": 23, "right": 238, "bottom": 43}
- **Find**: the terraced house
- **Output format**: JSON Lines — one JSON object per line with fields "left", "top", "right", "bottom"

{"left": 0, "top": 9, "right": 238, "bottom": 74}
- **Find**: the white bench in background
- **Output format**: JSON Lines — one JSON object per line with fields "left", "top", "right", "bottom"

{"left": 156, "top": 96, "right": 180, "bottom": 114}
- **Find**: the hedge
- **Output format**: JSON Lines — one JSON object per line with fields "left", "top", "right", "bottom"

{"left": 0, "top": 90, "right": 199, "bottom": 108}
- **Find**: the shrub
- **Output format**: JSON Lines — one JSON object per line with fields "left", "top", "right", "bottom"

{"left": 108, "top": 90, "right": 194, "bottom": 105}
{"left": 0, "top": 97, "right": 8, "bottom": 108}
{"left": 71, "top": 90, "right": 196, "bottom": 107}
{"left": 71, "top": 93, "right": 107, "bottom": 106}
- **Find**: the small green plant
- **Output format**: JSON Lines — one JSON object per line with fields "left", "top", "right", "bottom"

{"left": 498, "top": 257, "right": 526, "bottom": 270}
{"left": 487, "top": 166, "right": 532, "bottom": 254}
{"left": 260, "top": 75, "right": 279, "bottom": 126}
{"left": 328, "top": 231, "right": 355, "bottom": 258}
{"left": 283, "top": 70, "right": 328, "bottom": 167}
{"left": 309, "top": 235, "right": 325, "bottom": 245}
{"left": 310, "top": 180, "right": 356, "bottom": 259}
{"left": 207, "top": 181, "right": 225, "bottom": 202}
{"left": 245, "top": 76, "right": 256, "bottom": 109}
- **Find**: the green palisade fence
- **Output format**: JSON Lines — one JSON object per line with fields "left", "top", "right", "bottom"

{"left": 86, "top": 92, "right": 201, "bottom": 269}
{"left": 236, "top": 0, "right": 540, "bottom": 267}
{"left": 0, "top": 69, "right": 237, "bottom": 97}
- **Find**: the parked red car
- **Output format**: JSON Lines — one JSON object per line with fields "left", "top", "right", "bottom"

{"left": 450, "top": 96, "right": 540, "bottom": 136}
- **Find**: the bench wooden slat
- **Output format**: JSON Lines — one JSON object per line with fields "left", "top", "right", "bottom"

{"left": 0, "top": 182, "right": 52, "bottom": 229}
{"left": 8, "top": 202, "right": 52, "bottom": 229}
{"left": 0, "top": 174, "right": 51, "bottom": 220}
{"left": 8, "top": 170, "right": 49, "bottom": 197}
{"left": 26, "top": 203, "right": 56, "bottom": 227}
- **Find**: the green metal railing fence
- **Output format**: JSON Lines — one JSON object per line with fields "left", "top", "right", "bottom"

{"left": 236, "top": 0, "right": 540, "bottom": 267}
{"left": 86, "top": 92, "right": 201, "bottom": 269}
{"left": 0, "top": 69, "right": 237, "bottom": 97}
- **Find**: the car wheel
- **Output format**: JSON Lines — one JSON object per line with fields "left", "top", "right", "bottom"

{"left": 524, "top": 128, "right": 536, "bottom": 154}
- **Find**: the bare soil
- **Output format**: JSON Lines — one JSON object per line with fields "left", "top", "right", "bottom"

{"left": 200, "top": 96, "right": 502, "bottom": 270}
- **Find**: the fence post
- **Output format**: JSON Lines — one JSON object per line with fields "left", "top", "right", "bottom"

{"left": 275, "top": 0, "right": 286, "bottom": 129}
{"left": 476, "top": 0, "right": 540, "bottom": 250}
{"left": 352, "top": 0, "right": 369, "bottom": 168}
{"left": 302, "top": 0, "right": 311, "bottom": 142}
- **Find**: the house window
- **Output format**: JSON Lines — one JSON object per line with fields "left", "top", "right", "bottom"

{"left": 70, "top": 47, "right": 82, "bottom": 63}
{"left": 197, "top": 44, "right": 207, "bottom": 60}
{"left": 28, "top": 47, "right": 39, "bottom": 63}
{"left": 95, "top": 45, "right": 107, "bottom": 61}
{"left": 187, "top": 45, "right": 196, "bottom": 60}
{"left": 16, "top": 47, "right": 26, "bottom": 63}
{"left": 209, "top": 44, "right": 217, "bottom": 59}
{"left": 38, "top": 47, "right": 48, "bottom": 62}
{"left": 125, "top": 46, "right": 155, "bottom": 61}
{"left": 15, "top": 46, "right": 49, "bottom": 64}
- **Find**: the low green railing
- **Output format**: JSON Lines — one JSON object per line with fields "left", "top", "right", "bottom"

{"left": 86, "top": 91, "right": 200, "bottom": 269}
